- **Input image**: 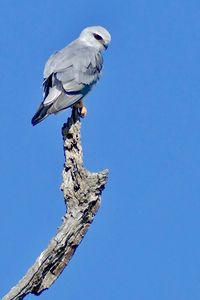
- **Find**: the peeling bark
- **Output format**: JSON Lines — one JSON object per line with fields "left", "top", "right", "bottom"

{"left": 2, "top": 109, "right": 108, "bottom": 300}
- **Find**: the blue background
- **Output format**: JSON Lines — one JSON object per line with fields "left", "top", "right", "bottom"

{"left": 1, "top": 1, "right": 200, "bottom": 299}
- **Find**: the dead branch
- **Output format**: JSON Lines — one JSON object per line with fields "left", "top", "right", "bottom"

{"left": 2, "top": 109, "right": 108, "bottom": 300}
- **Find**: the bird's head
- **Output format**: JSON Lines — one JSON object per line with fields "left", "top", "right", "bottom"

{"left": 79, "top": 26, "right": 111, "bottom": 51}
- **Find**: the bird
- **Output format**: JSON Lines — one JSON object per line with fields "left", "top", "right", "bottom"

{"left": 31, "top": 26, "right": 111, "bottom": 126}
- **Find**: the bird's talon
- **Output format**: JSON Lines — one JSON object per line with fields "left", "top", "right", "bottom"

{"left": 80, "top": 106, "right": 87, "bottom": 118}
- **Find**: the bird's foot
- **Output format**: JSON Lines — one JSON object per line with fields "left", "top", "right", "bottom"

{"left": 80, "top": 106, "right": 87, "bottom": 118}
{"left": 74, "top": 100, "right": 87, "bottom": 118}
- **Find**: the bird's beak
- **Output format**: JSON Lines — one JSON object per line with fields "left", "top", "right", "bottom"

{"left": 103, "top": 44, "right": 108, "bottom": 50}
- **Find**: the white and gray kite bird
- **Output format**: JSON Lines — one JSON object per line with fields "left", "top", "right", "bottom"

{"left": 32, "top": 26, "right": 111, "bottom": 126}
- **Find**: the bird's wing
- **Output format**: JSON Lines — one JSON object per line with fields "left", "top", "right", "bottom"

{"left": 42, "top": 41, "right": 103, "bottom": 109}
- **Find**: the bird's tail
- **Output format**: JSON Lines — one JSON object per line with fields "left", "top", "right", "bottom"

{"left": 31, "top": 103, "right": 50, "bottom": 126}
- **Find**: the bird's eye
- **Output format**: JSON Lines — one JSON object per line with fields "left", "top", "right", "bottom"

{"left": 93, "top": 33, "right": 103, "bottom": 41}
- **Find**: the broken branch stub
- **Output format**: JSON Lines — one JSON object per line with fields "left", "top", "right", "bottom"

{"left": 2, "top": 109, "right": 108, "bottom": 300}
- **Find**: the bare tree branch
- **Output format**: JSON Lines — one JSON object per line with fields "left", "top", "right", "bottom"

{"left": 2, "top": 109, "right": 108, "bottom": 300}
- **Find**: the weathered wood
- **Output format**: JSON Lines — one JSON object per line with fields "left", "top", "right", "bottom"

{"left": 2, "top": 109, "right": 108, "bottom": 300}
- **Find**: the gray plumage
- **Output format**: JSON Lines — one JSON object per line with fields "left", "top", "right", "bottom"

{"left": 32, "top": 26, "right": 111, "bottom": 125}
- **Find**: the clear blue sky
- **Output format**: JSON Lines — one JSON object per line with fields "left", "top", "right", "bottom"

{"left": 1, "top": 0, "right": 200, "bottom": 299}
